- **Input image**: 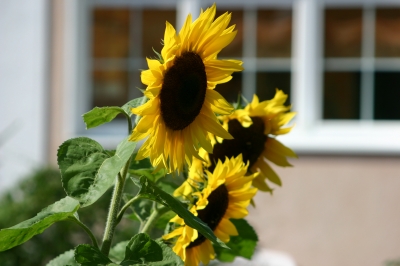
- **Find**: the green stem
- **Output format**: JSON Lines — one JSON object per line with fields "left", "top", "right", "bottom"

{"left": 69, "top": 217, "right": 99, "bottom": 249}
{"left": 116, "top": 195, "right": 141, "bottom": 224}
{"left": 100, "top": 174, "right": 126, "bottom": 255}
{"left": 123, "top": 113, "right": 133, "bottom": 135}
{"left": 140, "top": 206, "right": 169, "bottom": 235}
{"left": 101, "top": 144, "right": 136, "bottom": 255}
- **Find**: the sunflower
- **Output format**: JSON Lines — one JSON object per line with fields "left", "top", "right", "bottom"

{"left": 163, "top": 155, "right": 258, "bottom": 266}
{"left": 129, "top": 4, "right": 243, "bottom": 173}
{"left": 208, "top": 89, "right": 297, "bottom": 192}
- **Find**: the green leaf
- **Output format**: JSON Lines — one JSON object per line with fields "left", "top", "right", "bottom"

{"left": 0, "top": 197, "right": 80, "bottom": 251}
{"left": 129, "top": 157, "right": 166, "bottom": 183}
{"left": 214, "top": 219, "right": 258, "bottom": 262}
{"left": 154, "top": 210, "right": 175, "bottom": 230}
{"left": 58, "top": 137, "right": 136, "bottom": 207}
{"left": 74, "top": 244, "right": 113, "bottom": 266}
{"left": 122, "top": 97, "right": 147, "bottom": 116}
{"left": 83, "top": 106, "right": 126, "bottom": 129}
{"left": 109, "top": 240, "right": 129, "bottom": 263}
{"left": 110, "top": 239, "right": 182, "bottom": 266}
{"left": 121, "top": 233, "right": 163, "bottom": 265}
{"left": 147, "top": 240, "right": 184, "bottom": 266}
{"left": 132, "top": 177, "right": 228, "bottom": 249}
{"left": 156, "top": 180, "right": 178, "bottom": 195}
{"left": 131, "top": 199, "right": 153, "bottom": 223}
{"left": 46, "top": 249, "right": 79, "bottom": 266}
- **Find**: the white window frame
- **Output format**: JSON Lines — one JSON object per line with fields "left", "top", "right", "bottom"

{"left": 284, "top": 0, "right": 400, "bottom": 154}
{"left": 63, "top": 0, "right": 400, "bottom": 154}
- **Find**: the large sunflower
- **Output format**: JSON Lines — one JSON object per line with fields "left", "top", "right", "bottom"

{"left": 129, "top": 4, "right": 243, "bottom": 173}
{"left": 163, "top": 155, "right": 258, "bottom": 266}
{"left": 209, "top": 90, "right": 297, "bottom": 192}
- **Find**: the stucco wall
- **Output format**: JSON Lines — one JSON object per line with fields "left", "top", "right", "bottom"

{"left": 0, "top": 0, "right": 48, "bottom": 194}
{"left": 248, "top": 155, "right": 400, "bottom": 266}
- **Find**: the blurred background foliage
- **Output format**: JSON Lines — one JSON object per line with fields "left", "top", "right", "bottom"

{"left": 0, "top": 168, "right": 140, "bottom": 266}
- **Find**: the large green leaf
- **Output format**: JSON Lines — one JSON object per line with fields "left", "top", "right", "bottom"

{"left": 82, "top": 106, "right": 126, "bottom": 129}
{"left": 214, "top": 219, "right": 258, "bottom": 262}
{"left": 0, "top": 197, "right": 80, "bottom": 251}
{"left": 132, "top": 177, "right": 228, "bottom": 249}
{"left": 122, "top": 97, "right": 146, "bottom": 116}
{"left": 121, "top": 233, "right": 163, "bottom": 265}
{"left": 74, "top": 244, "right": 113, "bottom": 266}
{"left": 46, "top": 249, "right": 79, "bottom": 266}
{"left": 58, "top": 137, "right": 136, "bottom": 207}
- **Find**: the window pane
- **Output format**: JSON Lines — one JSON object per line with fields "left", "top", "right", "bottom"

{"left": 142, "top": 9, "right": 176, "bottom": 58}
{"left": 92, "top": 9, "right": 130, "bottom": 58}
{"left": 256, "top": 72, "right": 291, "bottom": 103}
{"left": 92, "top": 70, "right": 129, "bottom": 107}
{"left": 215, "top": 72, "right": 242, "bottom": 104}
{"left": 217, "top": 10, "right": 243, "bottom": 57}
{"left": 375, "top": 8, "right": 400, "bottom": 57}
{"left": 374, "top": 72, "right": 400, "bottom": 120}
{"left": 257, "top": 10, "right": 292, "bottom": 58}
{"left": 130, "top": 70, "right": 145, "bottom": 100}
{"left": 323, "top": 72, "right": 361, "bottom": 119}
{"left": 324, "top": 9, "right": 362, "bottom": 58}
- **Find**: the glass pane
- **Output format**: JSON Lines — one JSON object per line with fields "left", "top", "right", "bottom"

{"left": 324, "top": 9, "right": 362, "bottom": 58}
{"left": 375, "top": 8, "right": 400, "bottom": 57}
{"left": 215, "top": 72, "right": 242, "bottom": 104}
{"left": 374, "top": 72, "right": 400, "bottom": 120}
{"left": 92, "top": 9, "right": 130, "bottom": 58}
{"left": 130, "top": 70, "right": 145, "bottom": 100}
{"left": 323, "top": 72, "right": 361, "bottom": 119}
{"left": 257, "top": 10, "right": 292, "bottom": 58}
{"left": 92, "top": 70, "right": 129, "bottom": 107}
{"left": 217, "top": 10, "right": 243, "bottom": 57}
{"left": 256, "top": 72, "right": 291, "bottom": 103}
{"left": 142, "top": 9, "right": 176, "bottom": 58}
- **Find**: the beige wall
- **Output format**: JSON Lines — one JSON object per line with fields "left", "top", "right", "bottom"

{"left": 247, "top": 155, "right": 400, "bottom": 266}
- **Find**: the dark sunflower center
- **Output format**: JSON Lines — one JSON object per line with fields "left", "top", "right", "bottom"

{"left": 160, "top": 52, "right": 207, "bottom": 131}
{"left": 208, "top": 117, "right": 267, "bottom": 172}
{"left": 187, "top": 184, "right": 229, "bottom": 249}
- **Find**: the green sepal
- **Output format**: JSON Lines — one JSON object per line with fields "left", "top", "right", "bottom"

{"left": 74, "top": 244, "right": 113, "bottom": 266}
{"left": 121, "top": 233, "right": 163, "bottom": 265}
{"left": 58, "top": 137, "right": 136, "bottom": 207}
{"left": 214, "top": 219, "right": 258, "bottom": 262}
{"left": 46, "top": 249, "right": 79, "bottom": 266}
{"left": 0, "top": 197, "right": 80, "bottom": 251}
{"left": 132, "top": 176, "right": 228, "bottom": 249}
{"left": 82, "top": 106, "right": 126, "bottom": 129}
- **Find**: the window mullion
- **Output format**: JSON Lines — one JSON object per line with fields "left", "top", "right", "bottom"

{"left": 360, "top": 6, "right": 376, "bottom": 121}
{"left": 242, "top": 8, "right": 257, "bottom": 100}
{"left": 291, "top": 0, "right": 322, "bottom": 128}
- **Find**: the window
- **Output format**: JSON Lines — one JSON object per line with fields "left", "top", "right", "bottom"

{"left": 67, "top": 0, "right": 400, "bottom": 153}
{"left": 323, "top": 7, "right": 400, "bottom": 120}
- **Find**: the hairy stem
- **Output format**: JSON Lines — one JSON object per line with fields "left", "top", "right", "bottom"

{"left": 100, "top": 174, "right": 126, "bottom": 255}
